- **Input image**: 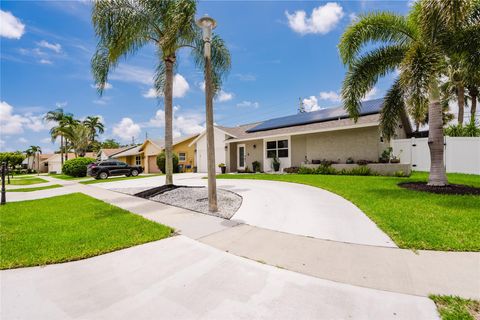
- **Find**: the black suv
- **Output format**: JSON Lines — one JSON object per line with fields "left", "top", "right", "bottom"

{"left": 87, "top": 160, "right": 143, "bottom": 179}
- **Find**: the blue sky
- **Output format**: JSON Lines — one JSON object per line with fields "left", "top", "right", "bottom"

{"left": 1, "top": 1, "right": 410, "bottom": 153}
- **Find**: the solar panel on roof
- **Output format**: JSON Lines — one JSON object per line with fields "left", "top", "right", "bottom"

{"left": 246, "top": 98, "right": 384, "bottom": 133}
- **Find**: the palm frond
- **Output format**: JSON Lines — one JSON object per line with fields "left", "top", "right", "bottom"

{"left": 338, "top": 11, "right": 417, "bottom": 65}
{"left": 380, "top": 79, "right": 406, "bottom": 139}
{"left": 341, "top": 44, "right": 407, "bottom": 120}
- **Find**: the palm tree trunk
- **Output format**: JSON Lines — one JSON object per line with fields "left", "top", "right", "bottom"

{"left": 205, "top": 53, "right": 218, "bottom": 212}
{"left": 457, "top": 85, "right": 465, "bottom": 126}
{"left": 164, "top": 57, "right": 174, "bottom": 185}
{"left": 470, "top": 89, "right": 477, "bottom": 124}
{"left": 427, "top": 80, "right": 448, "bottom": 186}
{"left": 60, "top": 136, "right": 64, "bottom": 167}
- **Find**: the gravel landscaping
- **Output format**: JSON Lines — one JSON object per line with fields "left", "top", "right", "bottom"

{"left": 150, "top": 187, "right": 242, "bottom": 219}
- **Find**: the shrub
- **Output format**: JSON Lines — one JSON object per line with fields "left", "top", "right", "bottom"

{"left": 283, "top": 166, "right": 299, "bottom": 174}
{"left": 316, "top": 164, "right": 337, "bottom": 174}
{"left": 298, "top": 167, "right": 315, "bottom": 174}
{"left": 156, "top": 152, "right": 179, "bottom": 174}
{"left": 346, "top": 157, "right": 354, "bottom": 164}
{"left": 62, "top": 157, "right": 95, "bottom": 177}
{"left": 444, "top": 122, "right": 480, "bottom": 137}
{"left": 346, "top": 166, "right": 372, "bottom": 176}
{"left": 356, "top": 159, "right": 369, "bottom": 166}
{"left": 252, "top": 161, "right": 261, "bottom": 172}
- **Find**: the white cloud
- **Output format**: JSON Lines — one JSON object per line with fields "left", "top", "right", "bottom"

{"left": 17, "top": 137, "right": 28, "bottom": 143}
{"left": 143, "top": 74, "right": 190, "bottom": 98}
{"left": 237, "top": 101, "right": 259, "bottom": 108}
{"left": 349, "top": 13, "right": 359, "bottom": 22}
{"left": 0, "top": 10, "right": 25, "bottom": 39}
{"left": 93, "top": 96, "right": 111, "bottom": 105}
{"left": 233, "top": 73, "right": 256, "bottom": 81}
{"left": 286, "top": 3, "right": 344, "bottom": 35}
{"left": 55, "top": 101, "right": 68, "bottom": 108}
{"left": 0, "top": 101, "right": 48, "bottom": 134}
{"left": 37, "top": 40, "right": 62, "bottom": 53}
{"left": 112, "top": 118, "right": 141, "bottom": 142}
{"left": 302, "top": 96, "right": 322, "bottom": 112}
{"left": 217, "top": 90, "right": 234, "bottom": 102}
{"left": 146, "top": 106, "right": 205, "bottom": 138}
{"left": 41, "top": 137, "right": 53, "bottom": 144}
{"left": 39, "top": 59, "right": 53, "bottom": 65}
{"left": 363, "top": 87, "right": 378, "bottom": 101}
{"left": 91, "top": 82, "right": 112, "bottom": 90}
{"left": 111, "top": 64, "right": 153, "bottom": 85}
{"left": 319, "top": 91, "right": 341, "bottom": 102}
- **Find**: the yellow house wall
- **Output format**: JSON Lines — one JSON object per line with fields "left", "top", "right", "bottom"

{"left": 173, "top": 137, "right": 196, "bottom": 172}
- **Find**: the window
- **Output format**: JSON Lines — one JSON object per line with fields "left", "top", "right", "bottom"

{"left": 135, "top": 156, "right": 141, "bottom": 166}
{"left": 178, "top": 152, "right": 186, "bottom": 162}
{"left": 266, "top": 139, "right": 289, "bottom": 158}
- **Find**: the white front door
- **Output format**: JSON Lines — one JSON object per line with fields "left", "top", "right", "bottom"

{"left": 237, "top": 144, "right": 246, "bottom": 170}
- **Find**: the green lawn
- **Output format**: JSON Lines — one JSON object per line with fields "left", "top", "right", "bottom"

{"left": 81, "top": 174, "right": 163, "bottom": 185}
{"left": 9, "top": 177, "right": 48, "bottom": 185}
{"left": 0, "top": 193, "right": 173, "bottom": 269}
{"left": 48, "top": 173, "right": 91, "bottom": 180}
{"left": 218, "top": 172, "right": 480, "bottom": 251}
{"left": 7, "top": 184, "right": 63, "bottom": 192}
{"left": 430, "top": 295, "right": 480, "bottom": 320}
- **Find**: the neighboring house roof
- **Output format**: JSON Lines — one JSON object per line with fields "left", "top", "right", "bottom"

{"left": 100, "top": 148, "right": 131, "bottom": 157}
{"left": 111, "top": 145, "right": 143, "bottom": 158}
{"left": 247, "top": 98, "right": 384, "bottom": 133}
{"left": 188, "top": 127, "right": 237, "bottom": 147}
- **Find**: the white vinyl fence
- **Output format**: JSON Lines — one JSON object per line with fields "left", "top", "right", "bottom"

{"left": 391, "top": 137, "right": 480, "bottom": 175}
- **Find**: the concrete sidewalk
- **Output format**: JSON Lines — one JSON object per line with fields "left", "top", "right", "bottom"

{"left": 6, "top": 174, "right": 480, "bottom": 299}
{"left": 0, "top": 236, "right": 439, "bottom": 320}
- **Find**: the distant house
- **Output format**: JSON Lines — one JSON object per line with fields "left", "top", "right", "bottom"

{"left": 23, "top": 154, "right": 54, "bottom": 173}
{"left": 191, "top": 98, "right": 411, "bottom": 173}
{"left": 111, "top": 135, "right": 198, "bottom": 173}
{"left": 44, "top": 153, "right": 97, "bottom": 173}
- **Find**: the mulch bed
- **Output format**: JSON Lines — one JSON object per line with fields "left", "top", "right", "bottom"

{"left": 398, "top": 182, "right": 480, "bottom": 195}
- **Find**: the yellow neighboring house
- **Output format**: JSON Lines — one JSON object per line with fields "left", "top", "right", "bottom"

{"left": 111, "top": 135, "right": 198, "bottom": 173}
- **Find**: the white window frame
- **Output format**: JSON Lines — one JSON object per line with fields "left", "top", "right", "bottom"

{"left": 266, "top": 139, "right": 289, "bottom": 159}
{"left": 179, "top": 152, "right": 186, "bottom": 162}
{"left": 135, "top": 155, "right": 141, "bottom": 166}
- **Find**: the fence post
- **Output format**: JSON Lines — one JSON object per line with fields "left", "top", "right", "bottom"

{"left": 1, "top": 162, "right": 6, "bottom": 205}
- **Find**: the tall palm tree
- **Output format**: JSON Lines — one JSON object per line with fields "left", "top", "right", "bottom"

{"left": 24, "top": 147, "right": 33, "bottom": 171}
{"left": 83, "top": 116, "right": 105, "bottom": 143}
{"left": 61, "top": 115, "right": 80, "bottom": 160}
{"left": 338, "top": 0, "right": 478, "bottom": 186}
{"left": 45, "top": 108, "right": 67, "bottom": 166}
{"left": 61, "top": 124, "right": 91, "bottom": 157}
{"left": 27, "top": 146, "right": 42, "bottom": 174}
{"left": 92, "top": 0, "right": 230, "bottom": 186}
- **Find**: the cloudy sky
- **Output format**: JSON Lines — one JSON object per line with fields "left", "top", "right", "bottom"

{"left": 1, "top": 1, "right": 408, "bottom": 153}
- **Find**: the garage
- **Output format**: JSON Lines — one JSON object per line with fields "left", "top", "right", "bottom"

{"left": 148, "top": 156, "right": 161, "bottom": 173}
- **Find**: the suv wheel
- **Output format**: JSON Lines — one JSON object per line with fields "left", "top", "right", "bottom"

{"left": 131, "top": 169, "right": 139, "bottom": 176}
{"left": 99, "top": 171, "right": 108, "bottom": 180}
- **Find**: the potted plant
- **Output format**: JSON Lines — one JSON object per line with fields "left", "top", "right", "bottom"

{"left": 379, "top": 147, "right": 392, "bottom": 163}
{"left": 346, "top": 157, "right": 354, "bottom": 164}
{"left": 390, "top": 150, "right": 402, "bottom": 163}
{"left": 218, "top": 163, "right": 226, "bottom": 174}
{"left": 272, "top": 156, "right": 280, "bottom": 172}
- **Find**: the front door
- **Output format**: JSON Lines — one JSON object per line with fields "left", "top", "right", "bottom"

{"left": 237, "top": 144, "right": 246, "bottom": 170}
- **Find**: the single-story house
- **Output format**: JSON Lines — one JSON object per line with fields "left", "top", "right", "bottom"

{"left": 191, "top": 98, "right": 411, "bottom": 173}
{"left": 23, "top": 154, "right": 54, "bottom": 173}
{"left": 45, "top": 153, "right": 97, "bottom": 173}
{"left": 111, "top": 135, "right": 198, "bottom": 173}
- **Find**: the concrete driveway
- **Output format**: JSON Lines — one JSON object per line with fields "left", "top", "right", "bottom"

{"left": 1, "top": 236, "right": 438, "bottom": 320}
{"left": 96, "top": 173, "right": 395, "bottom": 247}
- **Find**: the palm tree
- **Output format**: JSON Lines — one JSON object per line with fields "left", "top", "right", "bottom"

{"left": 61, "top": 124, "right": 91, "bottom": 157}
{"left": 27, "top": 146, "right": 42, "bottom": 174}
{"left": 24, "top": 148, "right": 33, "bottom": 172}
{"left": 92, "top": 0, "right": 230, "bottom": 186}
{"left": 83, "top": 116, "right": 105, "bottom": 143}
{"left": 45, "top": 108, "right": 67, "bottom": 166}
{"left": 338, "top": 0, "right": 478, "bottom": 186}
{"left": 61, "top": 115, "right": 80, "bottom": 161}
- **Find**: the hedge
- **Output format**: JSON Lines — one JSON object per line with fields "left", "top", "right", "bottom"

{"left": 62, "top": 157, "right": 96, "bottom": 177}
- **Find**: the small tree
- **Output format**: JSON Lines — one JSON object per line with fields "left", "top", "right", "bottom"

{"left": 156, "top": 151, "right": 179, "bottom": 174}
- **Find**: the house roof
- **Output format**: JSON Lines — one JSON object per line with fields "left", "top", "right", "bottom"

{"left": 44, "top": 153, "right": 96, "bottom": 162}
{"left": 223, "top": 114, "right": 382, "bottom": 142}
{"left": 111, "top": 145, "right": 142, "bottom": 157}
{"left": 247, "top": 98, "right": 384, "bottom": 133}
{"left": 100, "top": 148, "right": 130, "bottom": 157}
